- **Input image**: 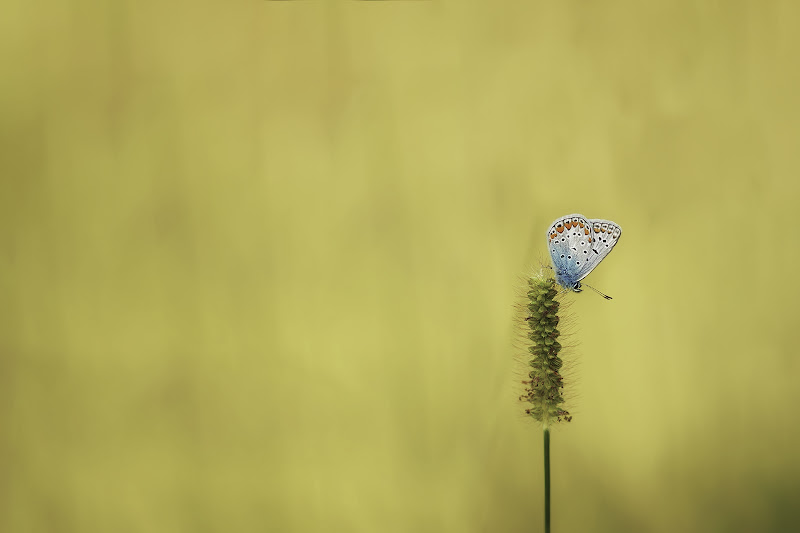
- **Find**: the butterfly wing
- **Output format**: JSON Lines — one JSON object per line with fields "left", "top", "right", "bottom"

{"left": 576, "top": 218, "right": 622, "bottom": 281}
{"left": 546, "top": 214, "right": 594, "bottom": 288}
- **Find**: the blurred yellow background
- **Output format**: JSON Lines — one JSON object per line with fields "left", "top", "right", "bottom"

{"left": 2, "top": 1, "right": 799, "bottom": 531}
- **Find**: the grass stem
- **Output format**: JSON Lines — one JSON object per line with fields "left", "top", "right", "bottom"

{"left": 544, "top": 427, "right": 550, "bottom": 533}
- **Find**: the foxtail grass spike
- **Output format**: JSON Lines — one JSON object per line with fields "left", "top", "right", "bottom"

{"left": 520, "top": 271, "right": 571, "bottom": 426}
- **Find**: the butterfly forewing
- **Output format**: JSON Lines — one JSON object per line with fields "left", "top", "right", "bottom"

{"left": 581, "top": 218, "right": 622, "bottom": 281}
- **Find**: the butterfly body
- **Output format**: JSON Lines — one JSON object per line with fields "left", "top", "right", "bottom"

{"left": 546, "top": 213, "right": 621, "bottom": 293}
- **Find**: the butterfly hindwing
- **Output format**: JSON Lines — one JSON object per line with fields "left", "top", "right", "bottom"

{"left": 546, "top": 214, "right": 593, "bottom": 288}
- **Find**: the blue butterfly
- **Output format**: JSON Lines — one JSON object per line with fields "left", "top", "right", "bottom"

{"left": 547, "top": 214, "right": 621, "bottom": 298}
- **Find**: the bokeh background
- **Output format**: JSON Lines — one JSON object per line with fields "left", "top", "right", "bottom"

{"left": 2, "top": 1, "right": 799, "bottom": 531}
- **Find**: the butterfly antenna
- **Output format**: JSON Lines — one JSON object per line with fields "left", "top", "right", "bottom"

{"left": 584, "top": 284, "right": 613, "bottom": 300}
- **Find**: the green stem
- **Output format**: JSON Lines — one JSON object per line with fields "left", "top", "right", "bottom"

{"left": 544, "top": 427, "right": 550, "bottom": 533}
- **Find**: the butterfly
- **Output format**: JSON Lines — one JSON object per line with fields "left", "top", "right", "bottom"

{"left": 546, "top": 214, "right": 621, "bottom": 298}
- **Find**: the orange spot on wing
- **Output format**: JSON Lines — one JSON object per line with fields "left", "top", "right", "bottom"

{"left": 557, "top": 225, "right": 564, "bottom": 233}
{"left": 565, "top": 221, "right": 572, "bottom": 229}
{"left": 584, "top": 228, "right": 589, "bottom": 235}
{"left": 593, "top": 227, "right": 599, "bottom": 233}
{"left": 601, "top": 227, "right": 606, "bottom": 232}
{"left": 579, "top": 222, "right": 584, "bottom": 228}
